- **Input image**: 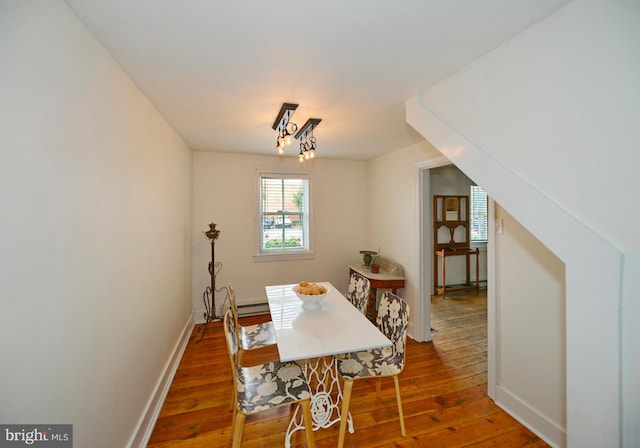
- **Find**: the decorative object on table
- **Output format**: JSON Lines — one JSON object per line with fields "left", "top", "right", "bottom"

{"left": 369, "top": 257, "right": 380, "bottom": 273}
{"left": 370, "top": 247, "right": 382, "bottom": 272}
{"left": 359, "top": 250, "right": 377, "bottom": 267}
{"left": 292, "top": 282, "right": 329, "bottom": 310}
{"left": 197, "top": 222, "right": 224, "bottom": 343}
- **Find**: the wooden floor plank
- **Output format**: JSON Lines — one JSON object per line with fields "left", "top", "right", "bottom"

{"left": 147, "top": 290, "right": 549, "bottom": 447}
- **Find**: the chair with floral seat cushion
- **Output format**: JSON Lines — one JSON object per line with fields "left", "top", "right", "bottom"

{"left": 223, "top": 310, "right": 315, "bottom": 448}
{"left": 228, "top": 283, "right": 277, "bottom": 362}
{"left": 336, "top": 291, "right": 409, "bottom": 447}
{"left": 346, "top": 271, "right": 370, "bottom": 315}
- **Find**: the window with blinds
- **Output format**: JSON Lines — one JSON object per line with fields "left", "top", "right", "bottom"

{"left": 260, "top": 174, "right": 310, "bottom": 253}
{"left": 470, "top": 185, "right": 488, "bottom": 243}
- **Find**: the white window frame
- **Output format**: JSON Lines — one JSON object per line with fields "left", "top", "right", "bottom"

{"left": 254, "top": 171, "right": 315, "bottom": 262}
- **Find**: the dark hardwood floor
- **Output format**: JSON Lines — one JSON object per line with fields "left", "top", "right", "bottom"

{"left": 147, "top": 290, "right": 549, "bottom": 447}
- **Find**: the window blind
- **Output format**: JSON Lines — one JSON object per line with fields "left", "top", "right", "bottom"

{"left": 470, "top": 185, "right": 488, "bottom": 242}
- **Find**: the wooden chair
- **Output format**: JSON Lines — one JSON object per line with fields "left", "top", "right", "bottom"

{"left": 346, "top": 271, "right": 370, "bottom": 315}
{"left": 223, "top": 310, "right": 315, "bottom": 447}
{"left": 336, "top": 291, "right": 409, "bottom": 447}
{"left": 227, "top": 283, "right": 276, "bottom": 362}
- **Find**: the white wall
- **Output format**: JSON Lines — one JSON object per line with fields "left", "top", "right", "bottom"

{"left": 407, "top": 0, "right": 637, "bottom": 446}
{"left": 192, "top": 151, "right": 368, "bottom": 318}
{"left": 367, "top": 141, "right": 443, "bottom": 339}
{"left": 495, "top": 206, "right": 566, "bottom": 445}
{"left": 0, "top": 2, "right": 193, "bottom": 447}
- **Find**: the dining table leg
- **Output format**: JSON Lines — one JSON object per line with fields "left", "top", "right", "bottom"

{"left": 284, "top": 356, "right": 354, "bottom": 447}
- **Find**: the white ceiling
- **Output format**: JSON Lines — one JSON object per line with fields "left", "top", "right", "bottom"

{"left": 65, "top": 0, "right": 570, "bottom": 160}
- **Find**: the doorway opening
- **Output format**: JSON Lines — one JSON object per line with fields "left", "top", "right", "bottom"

{"left": 419, "top": 158, "right": 494, "bottom": 330}
{"left": 417, "top": 159, "right": 495, "bottom": 397}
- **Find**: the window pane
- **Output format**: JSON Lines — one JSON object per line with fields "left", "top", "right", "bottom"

{"left": 260, "top": 175, "right": 309, "bottom": 252}
{"left": 470, "top": 185, "right": 488, "bottom": 242}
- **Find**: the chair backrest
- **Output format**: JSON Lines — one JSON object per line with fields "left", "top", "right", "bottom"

{"left": 347, "top": 271, "right": 370, "bottom": 314}
{"left": 227, "top": 282, "right": 242, "bottom": 336}
{"left": 223, "top": 309, "right": 239, "bottom": 381}
{"left": 376, "top": 291, "right": 410, "bottom": 363}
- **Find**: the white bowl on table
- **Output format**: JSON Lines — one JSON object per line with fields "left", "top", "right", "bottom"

{"left": 292, "top": 284, "right": 329, "bottom": 310}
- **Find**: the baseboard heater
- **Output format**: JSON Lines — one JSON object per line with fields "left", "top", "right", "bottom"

{"left": 222, "top": 302, "right": 270, "bottom": 317}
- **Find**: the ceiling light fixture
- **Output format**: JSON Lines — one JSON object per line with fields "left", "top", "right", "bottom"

{"left": 294, "top": 118, "right": 321, "bottom": 162}
{"left": 272, "top": 103, "right": 298, "bottom": 155}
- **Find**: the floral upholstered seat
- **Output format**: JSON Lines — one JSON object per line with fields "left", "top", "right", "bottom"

{"left": 346, "top": 271, "right": 370, "bottom": 315}
{"left": 336, "top": 291, "right": 409, "bottom": 447}
{"left": 235, "top": 361, "right": 309, "bottom": 414}
{"left": 223, "top": 310, "right": 315, "bottom": 447}
{"left": 337, "top": 344, "right": 403, "bottom": 378}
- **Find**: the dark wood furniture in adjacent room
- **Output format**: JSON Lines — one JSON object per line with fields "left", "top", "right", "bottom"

{"left": 433, "top": 195, "right": 479, "bottom": 297}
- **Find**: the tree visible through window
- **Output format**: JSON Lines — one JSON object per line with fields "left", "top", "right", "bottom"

{"left": 260, "top": 174, "right": 309, "bottom": 253}
{"left": 470, "top": 185, "right": 488, "bottom": 243}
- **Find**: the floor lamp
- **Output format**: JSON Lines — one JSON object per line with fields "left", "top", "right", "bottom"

{"left": 198, "top": 222, "right": 223, "bottom": 342}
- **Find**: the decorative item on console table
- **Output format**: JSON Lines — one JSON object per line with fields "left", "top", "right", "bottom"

{"left": 198, "top": 222, "right": 225, "bottom": 343}
{"left": 370, "top": 246, "right": 384, "bottom": 273}
{"left": 370, "top": 256, "right": 380, "bottom": 273}
{"left": 359, "top": 250, "right": 377, "bottom": 267}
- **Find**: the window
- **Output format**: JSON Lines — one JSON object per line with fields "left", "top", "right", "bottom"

{"left": 257, "top": 173, "right": 312, "bottom": 259}
{"left": 470, "top": 185, "right": 488, "bottom": 243}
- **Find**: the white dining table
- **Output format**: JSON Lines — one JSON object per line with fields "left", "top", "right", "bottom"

{"left": 265, "top": 282, "right": 392, "bottom": 447}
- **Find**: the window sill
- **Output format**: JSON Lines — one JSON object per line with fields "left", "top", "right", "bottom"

{"left": 253, "top": 251, "right": 316, "bottom": 263}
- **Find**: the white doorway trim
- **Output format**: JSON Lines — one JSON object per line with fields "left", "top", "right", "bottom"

{"left": 414, "top": 156, "right": 450, "bottom": 342}
{"left": 486, "top": 197, "right": 496, "bottom": 400}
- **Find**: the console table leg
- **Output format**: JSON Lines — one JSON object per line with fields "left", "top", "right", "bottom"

{"left": 441, "top": 254, "right": 447, "bottom": 299}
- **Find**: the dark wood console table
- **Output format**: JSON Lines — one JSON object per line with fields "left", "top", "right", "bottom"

{"left": 349, "top": 264, "right": 405, "bottom": 320}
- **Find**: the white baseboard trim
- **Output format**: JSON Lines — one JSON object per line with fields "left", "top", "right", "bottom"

{"left": 495, "top": 385, "right": 566, "bottom": 448}
{"left": 127, "top": 316, "right": 194, "bottom": 448}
